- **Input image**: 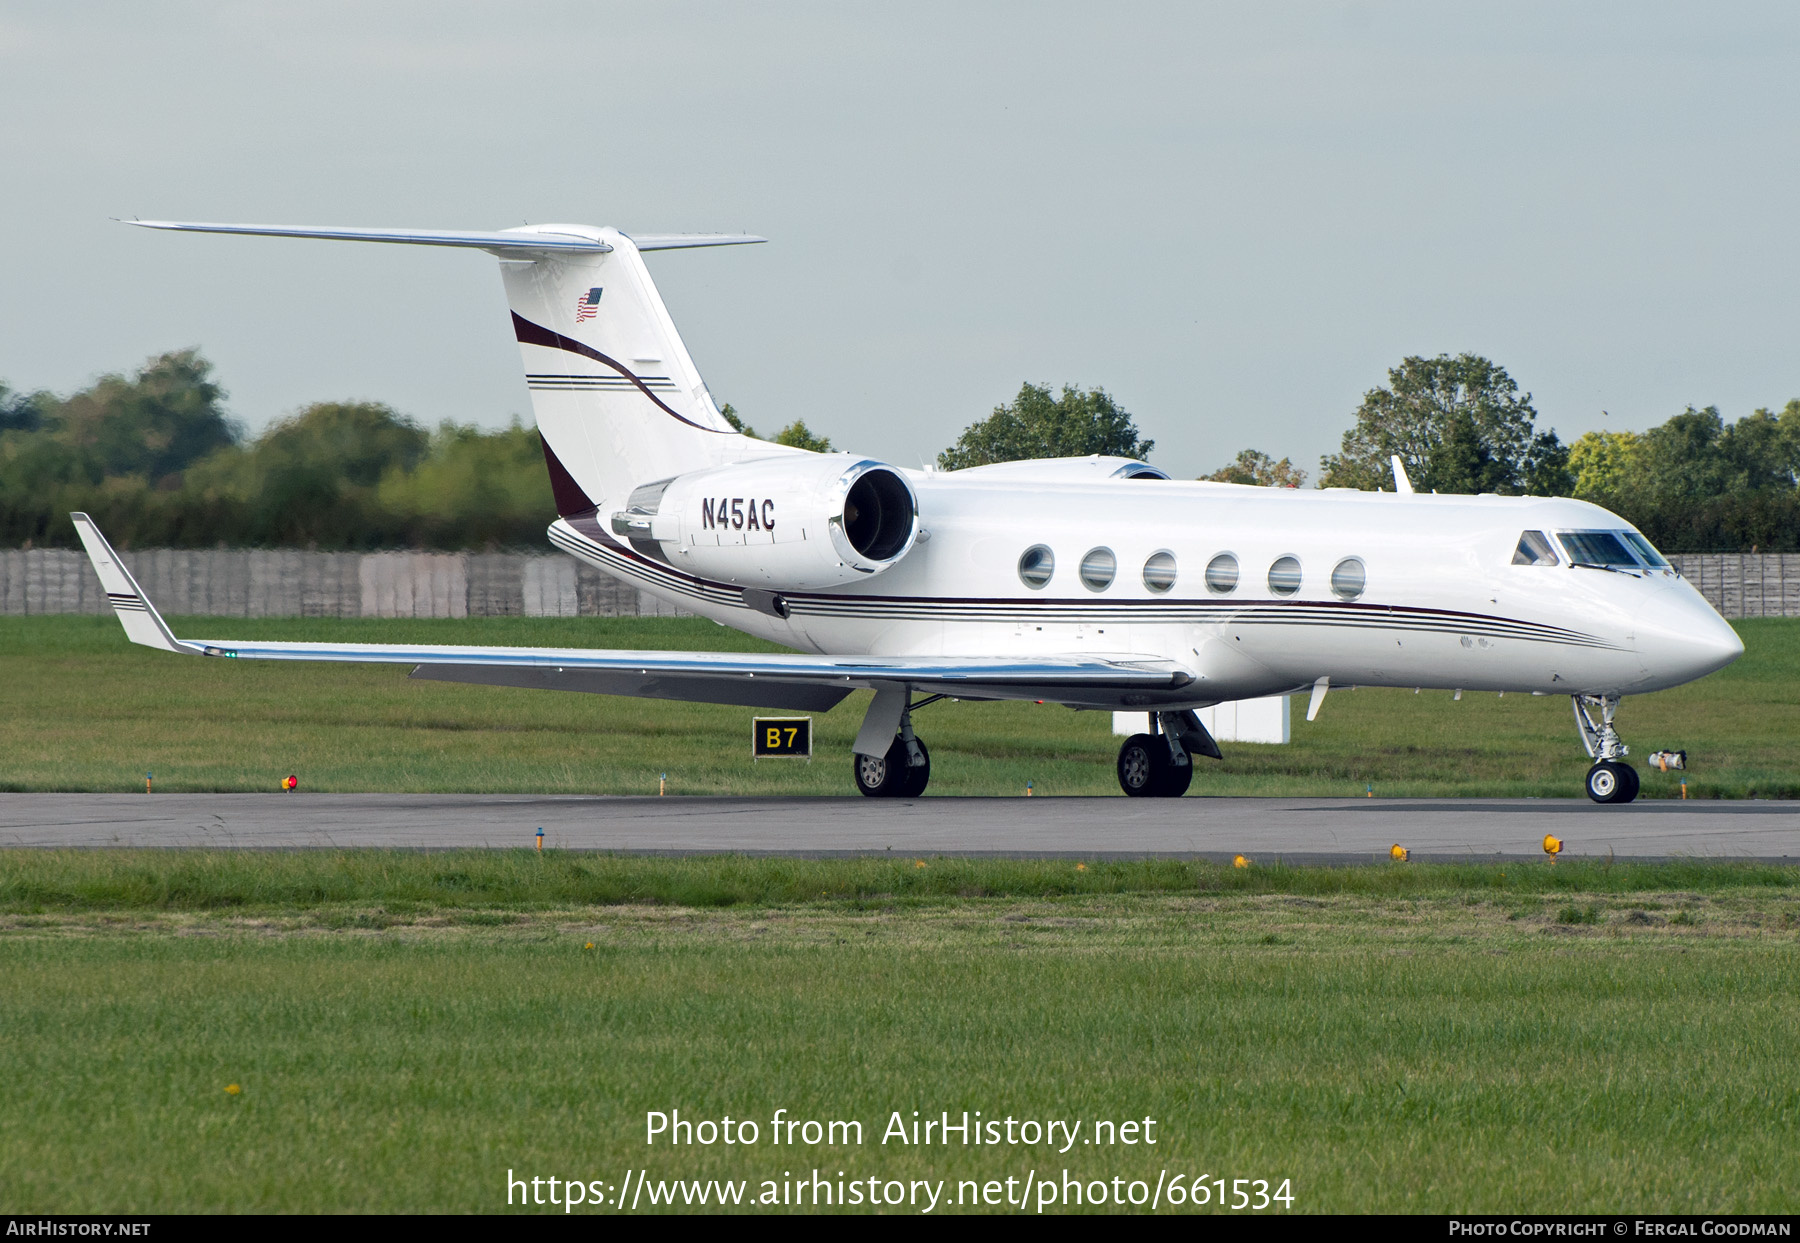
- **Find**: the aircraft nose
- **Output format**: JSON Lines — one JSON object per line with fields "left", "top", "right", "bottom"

{"left": 1635, "top": 584, "right": 1743, "bottom": 687}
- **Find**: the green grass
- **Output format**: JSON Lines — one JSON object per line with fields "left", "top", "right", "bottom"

{"left": 1, "top": 614, "right": 1796, "bottom": 797}
{"left": 1, "top": 849, "right": 1795, "bottom": 912}
{"left": 1, "top": 856, "right": 1795, "bottom": 1213}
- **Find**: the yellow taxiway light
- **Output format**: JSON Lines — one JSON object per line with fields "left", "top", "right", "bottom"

{"left": 1233, "top": 854, "right": 1250, "bottom": 869}
{"left": 1542, "top": 834, "right": 1563, "bottom": 857}
{"left": 1389, "top": 843, "right": 1409, "bottom": 862}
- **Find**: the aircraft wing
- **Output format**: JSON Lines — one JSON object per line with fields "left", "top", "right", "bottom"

{"left": 72, "top": 514, "right": 1194, "bottom": 712}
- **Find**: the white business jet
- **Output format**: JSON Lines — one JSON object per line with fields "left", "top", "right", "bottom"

{"left": 74, "top": 220, "right": 1742, "bottom": 803}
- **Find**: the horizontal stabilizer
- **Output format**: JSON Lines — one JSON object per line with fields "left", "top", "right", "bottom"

{"left": 121, "top": 220, "right": 765, "bottom": 256}
{"left": 623, "top": 233, "right": 767, "bottom": 251}
{"left": 122, "top": 220, "right": 610, "bottom": 256}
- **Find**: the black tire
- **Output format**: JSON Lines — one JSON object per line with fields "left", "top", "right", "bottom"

{"left": 1585, "top": 760, "right": 1635, "bottom": 804}
{"left": 1117, "top": 734, "right": 1167, "bottom": 797}
{"left": 897, "top": 738, "right": 931, "bottom": 798}
{"left": 1160, "top": 756, "right": 1193, "bottom": 798}
{"left": 854, "top": 738, "right": 909, "bottom": 798}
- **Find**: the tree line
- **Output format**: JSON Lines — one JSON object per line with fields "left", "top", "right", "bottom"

{"left": 945, "top": 358, "right": 1800, "bottom": 553}
{"left": 3, "top": 348, "right": 1795, "bottom": 551}
{"left": 0, "top": 351, "right": 555, "bottom": 550}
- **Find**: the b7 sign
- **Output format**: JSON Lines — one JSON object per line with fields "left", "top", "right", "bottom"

{"left": 752, "top": 717, "right": 812, "bottom": 759}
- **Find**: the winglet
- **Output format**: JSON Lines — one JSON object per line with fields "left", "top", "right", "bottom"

{"left": 70, "top": 513, "right": 196, "bottom": 654}
{"left": 1390, "top": 455, "right": 1415, "bottom": 495}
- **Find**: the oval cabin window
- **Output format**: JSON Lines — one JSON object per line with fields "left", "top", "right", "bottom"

{"left": 1017, "top": 545, "right": 1055, "bottom": 589}
{"left": 1330, "top": 557, "right": 1366, "bottom": 601}
{"left": 1205, "top": 553, "right": 1239, "bottom": 594}
{"left": 1268, "top": 556, "right": 1302, "bottom": 596}
{"left": 1079, "top": 547, "right": 1117, "bottom": 591}
{"left": 1142, "top": 550, "right": 1177, "bottom": 593}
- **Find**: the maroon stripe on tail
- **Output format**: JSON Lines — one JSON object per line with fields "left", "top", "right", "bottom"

{"left": 512, "top": 311, "right": 728, "bottom": 434}
{"left": 538, "top": 433, "right": 596, "bottom": 518}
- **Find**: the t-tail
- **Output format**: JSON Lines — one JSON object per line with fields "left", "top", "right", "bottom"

{"left": 124, "top": 219, "right": 794, "bottom": 517}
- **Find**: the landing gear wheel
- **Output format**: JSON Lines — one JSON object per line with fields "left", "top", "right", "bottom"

{"left": 897, "top": 739, "right": 930, "bottom": 798}
{"left": 854, "top": 737, "right": 930, "bottom": 798}
{"left": 1585, "top": 760, "right": 1638, "bottom": 805}
{"left": 1117, "top": 734, "right": 1189, "bottom": 798}
{"left": 854, "top": 739, "right": 903, "bottom": 797}
{"left": 1161, "top": 757, "right": 1193, "bottom": 798}
{"left": 1117, "top": 734, "right": 1163, "bottom": 797}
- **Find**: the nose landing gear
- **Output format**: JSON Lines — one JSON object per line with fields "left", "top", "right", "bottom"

{"left": 1584, "top": 760, "right": 1638, "bottom": 804}
{"left": 1575, "top": 694, "right": 1639, "bottom": 804}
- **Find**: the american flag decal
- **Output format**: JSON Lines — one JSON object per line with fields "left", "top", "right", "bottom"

{"left": 575, "top": 287, "right": 602, "bottom": 322}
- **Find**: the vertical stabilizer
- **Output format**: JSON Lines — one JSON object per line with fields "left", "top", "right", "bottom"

{"left": 497, "top": 225, "right": 789, "bottom": 514}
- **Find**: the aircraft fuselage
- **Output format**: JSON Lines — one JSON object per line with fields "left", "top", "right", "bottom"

{"left": 555, "top": 474, "right": 1743, "bottom": 710}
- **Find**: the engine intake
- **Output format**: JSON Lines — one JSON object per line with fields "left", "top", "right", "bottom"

{"left": 840, "top": 466, "right": 914, "bottom": 561}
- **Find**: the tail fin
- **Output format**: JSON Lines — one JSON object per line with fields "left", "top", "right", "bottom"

{"left": 125, "top": 219, "right": 783, "bottom": 515}
{"left": 500, "top": 224, "right": 781, "bottom": 514}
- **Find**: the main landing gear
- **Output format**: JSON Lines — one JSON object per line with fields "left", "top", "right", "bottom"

{"left": 1574, "top": 693, "right": 1639, "bottom": 804}
{"left": 855, "top": 735, "right": 931, "bottom": 798}
{"left": 1116, "top": 710, "right": 1221, "bottom": 798}
{"left": 853, "top": 690, "right": 940, "bottom": 798}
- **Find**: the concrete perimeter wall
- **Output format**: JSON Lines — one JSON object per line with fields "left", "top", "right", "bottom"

{"left": 0, "top": 548, "right": 1795, "bottom": 620}
{"left": 1664, "top": 554, "right": 1800, "bottom": 620}
{"left": 0, "top": 549, "right": 691, "bottom": 619}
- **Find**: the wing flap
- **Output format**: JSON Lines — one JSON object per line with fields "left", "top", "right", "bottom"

{"left": 410, "top": 663, "right": 852, "bottom": 711}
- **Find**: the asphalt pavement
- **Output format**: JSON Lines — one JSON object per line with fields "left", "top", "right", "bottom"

{"left": 3, "top": 793, "right": 1797, "bottom": 860}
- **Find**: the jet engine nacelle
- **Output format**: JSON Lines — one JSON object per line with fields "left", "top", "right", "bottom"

{"left": 610, "top": 455, "right": 919, "bottom": 590}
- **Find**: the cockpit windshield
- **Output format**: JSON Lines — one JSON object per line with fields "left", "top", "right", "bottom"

{"left": 1558, "top": 530, "right": 1645, "bottom": 569}
{"left": 1620, "top": 532, "right": 1670, "bottom": 568}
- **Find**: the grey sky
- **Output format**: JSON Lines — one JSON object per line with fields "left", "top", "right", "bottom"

{"left": 1, "top": 1, "right": 1795, "bottom": 479}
